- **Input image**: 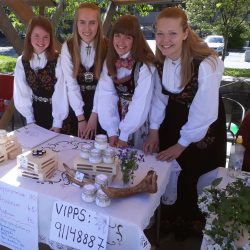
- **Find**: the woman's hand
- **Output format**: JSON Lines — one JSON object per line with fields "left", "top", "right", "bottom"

{"left": 77, "top": 115, "right": 87, "bottom": 138}
{"left": 156, "top": 143, "right": 186, "bottom": 162}
{"left": 83, "top": 112, "right": 97, "bottom": 140}
{"left": 143, "top": 129, "right": 159, "bottom": 154}
{"left": 50, "top": 127, "right": 61, "bottom": 133}
{"left": 109, "top": 136, "right": 118, "bottom": 147}
{"left": 117, "top": 139, "right": 128, "bottom": 148}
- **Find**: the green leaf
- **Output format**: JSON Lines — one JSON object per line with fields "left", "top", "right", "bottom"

{"left": 211, "top": 177, "right": 223, "bottom": 187}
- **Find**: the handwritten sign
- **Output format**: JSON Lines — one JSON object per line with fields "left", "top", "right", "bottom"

{"left": 50, "top": 201, "right": 109, "bottom": 250}
{"left": 0, "top": 182, "right": 38, "bottom": 250}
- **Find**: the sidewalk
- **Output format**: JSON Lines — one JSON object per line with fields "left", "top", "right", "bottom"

{"left": 224, "top": 52, "right": 250, "bottom": 69}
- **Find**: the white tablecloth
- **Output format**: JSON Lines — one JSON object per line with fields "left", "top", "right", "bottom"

{"left": 0, "top": 133, "right": 173, "bottom": 250}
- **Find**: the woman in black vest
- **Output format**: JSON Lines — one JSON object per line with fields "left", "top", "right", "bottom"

{"left": 97, "top": 15, "right": 155, "bottom": 149}
{"left": 14, "top": 16, "right": 68, "bottom": 131}
{"left": 61, "top": 3, "right": 107, "bottom": 139}
{"left": 143, "top": 7, "right": 226, "bottom": 238}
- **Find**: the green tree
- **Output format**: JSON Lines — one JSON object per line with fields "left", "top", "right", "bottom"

{"left": 7, "top": 0, "right": 153, "bottom": 41}
{"left": 185, "top": 0, "right": 250, "bottom": 60}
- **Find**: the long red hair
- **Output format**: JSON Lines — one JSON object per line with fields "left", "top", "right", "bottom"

{"left": 156, "top": 7, "right": 217, "bottom": 87}
{"left": 23, "top": 16, "right": 58, "bottom": 61}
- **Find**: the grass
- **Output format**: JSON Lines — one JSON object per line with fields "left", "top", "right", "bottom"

{"left": 0, "top": 55, "right": 17, "bottom": 73}
{"left": 224, "top": 68, "right": 250, "bottom": 77}
{"left": 1, "top": 55, "right": 250, "bottom": 77}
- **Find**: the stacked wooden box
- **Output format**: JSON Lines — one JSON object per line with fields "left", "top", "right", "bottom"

{"left": 0, "top": 130, "right": 22, "bottom": 165}
{"left": 17, "top": 148, "right": 58, "bottom": 181}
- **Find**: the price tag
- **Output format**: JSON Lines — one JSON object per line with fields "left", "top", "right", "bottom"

{"left": 50, "top": 201, "right": 109, "bottom": 250}
{"left": 75, "top": 171, "right": 84, "bottom": 182}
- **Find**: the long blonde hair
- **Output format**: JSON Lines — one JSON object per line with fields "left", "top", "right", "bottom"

{"left": 155, "top": 7, "right": 217, "bottom": 87}
{"left": 69, "top": 3, "right": 107, "bottom": 79}
{"left": 106, "top": 15, "right": 155, "bottom": 77}
{"left": 23, "top": 16, "right": 58, "bottom": 61}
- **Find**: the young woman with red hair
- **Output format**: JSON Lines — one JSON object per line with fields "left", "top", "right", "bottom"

{"left": 143, "top": 7, "right": 226, "bottom": 239}
{"left": 14, "top": 16, "right": 68, "bottom": 131}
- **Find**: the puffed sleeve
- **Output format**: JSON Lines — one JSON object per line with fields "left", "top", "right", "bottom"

{"left": 178, "top": 57, "right": 224, "bottom": 147}
{"left": 52, "top": 55, "right": 69, "bottom": 128}
{"left": 60, "top": 42, "right": 84, "bottom": 116}
{"left": 119, "top": 64, "right": 155, "bottom": 142}
{"left": 13, "top": 55, "right": 35, "bottom": 124}
{"left": 97, "top": 61, "right": 120, "bottom": 137}
{"left": 149, "top": 69, "right": 168, "bottom": 129}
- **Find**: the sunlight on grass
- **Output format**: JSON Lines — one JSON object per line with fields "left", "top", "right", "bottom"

{"left": 224, "top": 68, "right": 250, "bottom": 77}
{"left": 0, "top": 55, "right": 17, "bottom": 73}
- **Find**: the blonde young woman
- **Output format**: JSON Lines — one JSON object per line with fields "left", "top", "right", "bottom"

{"left": 143, "top": 7, "right": 226, "bottom": 239}
{"left": 14, "top": 16, "right": 68, "bottom": 131}
{"left": 97, "top": 15, "right": 155, "bottom": 149}
{"left": 61, "top": 3, "right": 107, "bottom": 138}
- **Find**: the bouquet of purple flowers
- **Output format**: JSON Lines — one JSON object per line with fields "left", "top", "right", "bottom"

{"left": 117, "top": 148, "right": 144, "bottom": 185}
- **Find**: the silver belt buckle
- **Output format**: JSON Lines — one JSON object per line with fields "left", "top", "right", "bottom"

{"left": 84, "top": 72, "right": 94, "bottom": 83}
{"left": 80, "top": 85, "right": 96, "bottom": 92}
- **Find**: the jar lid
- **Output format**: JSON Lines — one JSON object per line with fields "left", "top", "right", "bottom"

{"left": 83, "top": 184, "right": 96, "bottom": 195}
{"left": 95, "top": 134, "right": 108, "bottom": 143}
{"left": 95, "top": 174, "right": 108, "bottom": 184}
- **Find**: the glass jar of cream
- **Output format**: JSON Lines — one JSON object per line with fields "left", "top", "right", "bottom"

{"left": 80, "top": 144, "right": 92, "bottom": 160}
{"left": 95, "top": 189, "right": 111, "bottom": 207}
{"left": 81, "top": 184, "right": 96, "bottom": 203}
{"left": 89, "top": 148, "right": 102, "bottom": 164}
{"left": 102, "top": 148, "right": 115, "bottom": 164}
{"left": 95, "top": 174, "right": 108, "bottom": 190}
{"left": 0, "top": 130, "right": 7, "bottom": 144}
{"left": 94, "top": 134, "right": 108, "bottom": 150}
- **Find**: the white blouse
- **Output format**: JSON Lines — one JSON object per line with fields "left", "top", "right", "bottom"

{"left": 97, "top": 53, "right": 155, "bottom": 142}
{"left": 61, "top": 40, "right": 98, "bottom": 116}
{"left": 149, "top": 56, "right": 224, "bottom": 147}
{"left": 13, "top": 52, "right": 68, "bottom": 128}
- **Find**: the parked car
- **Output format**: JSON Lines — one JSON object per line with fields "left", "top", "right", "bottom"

{"left": 204, "top": 35, "right": 224, "bottom": 55}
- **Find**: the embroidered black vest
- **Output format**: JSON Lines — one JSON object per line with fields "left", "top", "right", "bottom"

{"left": 22, "top": 58, "right": 57, "bottom": 98}
{"left": 157, "top": 59, "right": 226, "bottom": 151}
{"left": 77, "top": 64, "right": 97, "bottom": 91}
{"left": 67, "top": 40, "right": 97, "bottom": 91}
{"left": 113, "top": 62, "right": 142, "bottom": 101}
{"left": 156, "top": 60, "right": 200, "bottom": 107}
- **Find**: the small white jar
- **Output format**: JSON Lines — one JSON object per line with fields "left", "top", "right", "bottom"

{"left": 0, "top": 130, "right": 7, "bottom": 144}
{"left": 95, "top": 189, "right": 111, "bottom": 207}
{"left": 80, "top": 144, "right": 92, "bottom": 160}
{"left": 102, "top": 148, "right": 115, "bottom": 164}
{"left": 89, "top": 148, "right": 102, "bottom": 164}
{"left": 81, "top": 184, "right": 96, "bottom": 203}
{"left": 95, "top": 174, "right": 108, "bottom": 190}
{"left": 94, "top": 134, "right": 108, "bottom": 150}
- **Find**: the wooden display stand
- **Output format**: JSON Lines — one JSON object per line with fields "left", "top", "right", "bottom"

{"left": 0, "top": 135, "right": 22, "bottom": 165}
{"left": 17, "top": 149, "right": 58, "bottom": 181}
{"left": 73, "top": 156, "right": 118, "bottom": 184}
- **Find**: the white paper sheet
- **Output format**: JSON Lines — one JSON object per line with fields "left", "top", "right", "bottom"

{"left": 0, "top": 182, "right": 38, "bottom": 250}
{"left": 13, "top": 124, "right": 59, "bottom": 149}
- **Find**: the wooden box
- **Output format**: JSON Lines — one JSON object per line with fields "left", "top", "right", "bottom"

{"left": 0, "top": 135, "right": 22, "bottom": 165}
{"left": 73, "top": 156, "right": 118, "bottom": 184}
{"left": 17, "top": 149, "right": 58, "bottom": 181}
